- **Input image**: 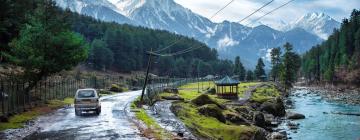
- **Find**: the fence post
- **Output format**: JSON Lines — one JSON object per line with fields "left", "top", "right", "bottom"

{"left": 0, "top": 79, "right": 5, "bottom": 116}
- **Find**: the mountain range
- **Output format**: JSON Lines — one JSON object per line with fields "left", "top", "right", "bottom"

{"left": 55, "top": 0, "right": 341, "bottom": 68}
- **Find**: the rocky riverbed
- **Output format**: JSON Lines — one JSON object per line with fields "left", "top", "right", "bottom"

{"left": 277, "top": 87, "right": 360, "bottom": 140}
{"left": 298, "top": 86, "right": 360, "bottom": 105}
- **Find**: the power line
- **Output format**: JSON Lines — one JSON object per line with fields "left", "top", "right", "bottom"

{"left": 237, "top": 0, "right": 274, "bottom": 23}
{"left": 210, "top": 0, "right": 235, "bottom": 19}
{"left": 152, "top": 0, "right": 235, "bottom": 53}
{"left": 246, "top": 0, "right": 296, "bottom": 27}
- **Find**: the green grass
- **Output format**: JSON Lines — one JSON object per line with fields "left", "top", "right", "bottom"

{"left": 131, "top": 98, "right": 172, "bottom": 139}
{"left": 179, "top": 81, "right": 260, "bottom": 96}
{"left": 250, "top": 84, "right": 281, "bottom": 103}
{"left": 176, "top": 90, "right": 230, "bottom": 104}
{"left": 0, "top": 97, "right": 73, "bottom": 131}
{"left": 172, "top": 102, "right": 257, "bottom": 140}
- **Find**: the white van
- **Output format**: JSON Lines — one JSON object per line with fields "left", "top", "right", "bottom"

{"left": 74, "top": 89, "right": 101, "bottom": 116}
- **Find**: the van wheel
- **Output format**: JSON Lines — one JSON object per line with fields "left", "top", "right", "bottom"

{"left": 75, "top": 110, "right": 81, "bottom": 116}
{"left": 96, "top": 108, "right": 101, "bottom": 115}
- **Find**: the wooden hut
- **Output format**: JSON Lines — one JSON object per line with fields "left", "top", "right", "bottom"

{"left": 215, "top": 76, "right": 240, "bottom": 99}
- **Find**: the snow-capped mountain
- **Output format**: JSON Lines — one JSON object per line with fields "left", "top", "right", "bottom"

{"left": 56, "top": 0, "right": 134, "bottom": 24}
{"left": 54, "top": 0, "right": 334, "bottom": 68}
{"left": 280, "top": 12, "right": 341, "bottom": 40}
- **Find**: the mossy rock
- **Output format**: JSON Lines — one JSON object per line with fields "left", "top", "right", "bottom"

{"left": 253, "top": 112, "right": 266, "bottom": 127}
{"left": 259, "top": 97, "right": 285, "bottom": 117}
{"left": 198, "top": 104, "right": 226, "bottom": 123}
{"left": 224, "top": 112, "right": 250, "bottom": 125}
{"left": 191, "top": 94, "right": 224, "bottom": 109}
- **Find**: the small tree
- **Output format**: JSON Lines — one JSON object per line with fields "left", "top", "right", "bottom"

{"left": 255, "top": 58, "right": 266, "bottom": 80}
{"left": 280, "top": 42, "right": 301, "bottom": 91}
{"left": 246, "top": 70, "right": 254, "bottom": 81}
{"left": 270, "top": 47, "right": 282, "bottom": 81}
{"left": 234, "top": 56, "right": 246, "bottom": 81}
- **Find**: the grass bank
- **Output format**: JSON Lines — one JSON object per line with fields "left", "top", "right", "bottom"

{"left": 130, "top": 99, "right": 172, "bottom": 139}
{"left": 250, "top": 83, "right": 281, "bottom": 103}
{"left": 0, "top": 97, "right": 73, "bottom": 131}
{"left": 163, "top": 82, "right": 262, "bottom": 140}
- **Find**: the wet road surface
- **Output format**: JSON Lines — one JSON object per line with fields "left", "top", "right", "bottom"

{"left": 24, "top": 91, "right": 147, "bottom": 140}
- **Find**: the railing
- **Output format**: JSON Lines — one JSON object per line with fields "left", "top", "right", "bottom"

{"left": 0, "top": 76, "right": 144, "bottom": 118}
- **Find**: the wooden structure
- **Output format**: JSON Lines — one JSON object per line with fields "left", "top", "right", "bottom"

{"left": 215, "top": 76, "right": 240, "bottom": 99}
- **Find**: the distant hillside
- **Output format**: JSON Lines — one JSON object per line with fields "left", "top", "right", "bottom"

{"left": 302, "top": 9, "right": 360, "bottom": 86}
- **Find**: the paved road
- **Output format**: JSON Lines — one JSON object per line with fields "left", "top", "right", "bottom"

{"left": 24, "top": 91, "right": 146, "bottom": 140}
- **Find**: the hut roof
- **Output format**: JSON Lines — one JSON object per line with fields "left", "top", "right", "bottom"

{"left": 215, "top": 76, "right": 240, "bottom": 86}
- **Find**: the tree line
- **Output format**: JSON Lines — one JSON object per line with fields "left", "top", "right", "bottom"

{"left": 302, "top": 9, "right": 360, "bottom": 85}
{"left": 0, "top": 0, "right": 242, "bottom": 83}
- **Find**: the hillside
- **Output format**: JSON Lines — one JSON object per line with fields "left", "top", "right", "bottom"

{"left": 301, "top": 9, "right": 360, "bottom": 86}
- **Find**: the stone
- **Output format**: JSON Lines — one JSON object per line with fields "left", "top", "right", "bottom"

{"left": 224, "top": 112, "right": 250, "bottom": 125}
{"left": 198, "top": 104, "right": 226, "bottom": 123}
{"left": 191, "top": 94, "right": 224, "bottom": 109}
{"left": 260, "top": 97, "right": 286, "bottom": 117}
{"left": 253, "top": 112, "right": 266, "bottom": 127}
{"left": 287, "top": 112, "right": 305, "bottom": 120}
{"left": 270, "top": 132, "right": 286, "bottom": 140}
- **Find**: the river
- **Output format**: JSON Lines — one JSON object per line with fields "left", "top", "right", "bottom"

{"left": 280, "top": 87, "right": 360, "bottom": 140}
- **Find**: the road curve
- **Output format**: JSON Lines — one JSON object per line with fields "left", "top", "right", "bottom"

{"left": 23, "top": 91, "right": 146, "bottom": 140}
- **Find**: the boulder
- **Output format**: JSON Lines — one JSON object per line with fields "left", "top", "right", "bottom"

{"left": 287, "top": 121, "right": 299, "bottom": 130}
{"left": 161, "top": 95, "right": 184, "bottom": 101}
{"left": 164, "top": 88, "right": 179, "bottom": 94}
{"left": 260, "top": 97, "right": 286, "bottom": 117}
{"left": 253, "top": 127, "right": 268, "bottom": 140}
{"left": 233, "top": 106, "right": 253, "bottom": 120}
{"left": 198, "top": 104, "right": 226, "bottom": 123}
{"left": 270, "top": 132, "right": 286, "bottom": 140}
{"left": 224, "top": 112, "right": 250, "bottom": 125}
{"left": 287, "top": 112, "right": 305, "bottom": 120}
{"left": 191, "top": 94, "right": 224, "bottom": 109}
{"left": 253, "top": 112, "right": 266, "bottom": 127}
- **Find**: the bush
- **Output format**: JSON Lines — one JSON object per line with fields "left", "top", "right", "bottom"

{"left": 99, "top": 90, "right": 112, "bottom": 95}
{"left": 109, "top": 84, "right": 127, "bottom": 92}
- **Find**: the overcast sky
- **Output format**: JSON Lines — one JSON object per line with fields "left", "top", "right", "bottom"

{"left": 174, "top": 0, "right": 360, "bottom": 27}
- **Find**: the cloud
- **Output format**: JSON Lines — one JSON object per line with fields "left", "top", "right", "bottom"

{"left": 174, "top": 0, "right": 359, "bottom": 26}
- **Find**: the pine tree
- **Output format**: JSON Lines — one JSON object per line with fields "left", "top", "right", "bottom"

{"left": 255, "top": 58, "right": 266, "bottom": 80}
{"left": 280, "top": 42, "right": 301, "bottom": 91}
{"left": 270, "top": 47, "right": 281, "bottom": 81}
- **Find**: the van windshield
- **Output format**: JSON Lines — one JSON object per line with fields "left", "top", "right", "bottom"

{"left": 77, "top": 90, "right": 95, "bottom": 98}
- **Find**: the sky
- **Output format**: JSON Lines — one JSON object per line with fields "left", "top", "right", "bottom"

{"left": 174, "top": 0, "right": 360, "bottom": 27}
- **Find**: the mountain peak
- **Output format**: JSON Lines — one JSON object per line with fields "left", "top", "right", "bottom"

{"left": 286, "top": 12, "right": 340, "bottom": 39}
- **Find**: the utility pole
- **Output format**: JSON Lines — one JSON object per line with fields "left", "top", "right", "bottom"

{"left": 140, "top": 48, "right": 159, "bottom": 105}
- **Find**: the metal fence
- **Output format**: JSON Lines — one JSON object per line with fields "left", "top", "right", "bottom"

{"left": 0, "top": 76, "right": 144, "bottom": 118}
{"left": 0, "top": 75, "right": 210, "bottom": 118}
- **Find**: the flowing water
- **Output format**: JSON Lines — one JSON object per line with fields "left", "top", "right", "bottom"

{"left": 281, "top": 87, "right": 360, "bottom": 140}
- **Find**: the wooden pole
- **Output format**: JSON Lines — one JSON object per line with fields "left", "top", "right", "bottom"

{"left": 140, "top": 48, "right": 156, "bottom": 105}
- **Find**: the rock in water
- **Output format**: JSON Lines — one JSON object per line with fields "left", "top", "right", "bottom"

{"left": 287, "top": 112, "right": 306, "bottom": 120}
{"left": 270, "top": 132, "right": 286, "bottom": 140}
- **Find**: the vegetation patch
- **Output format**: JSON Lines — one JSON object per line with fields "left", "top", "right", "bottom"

{"left": 171, "top": 102, "right": 257, "bottom": 140}
{"left": 250, "top": 84, "right": 281, "bottom": 103}
{"left": 131, "top": 99, "right": 172, "bottom": 139}
{"left": 0, "top": 97, "right": 73, "bottom": 131}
